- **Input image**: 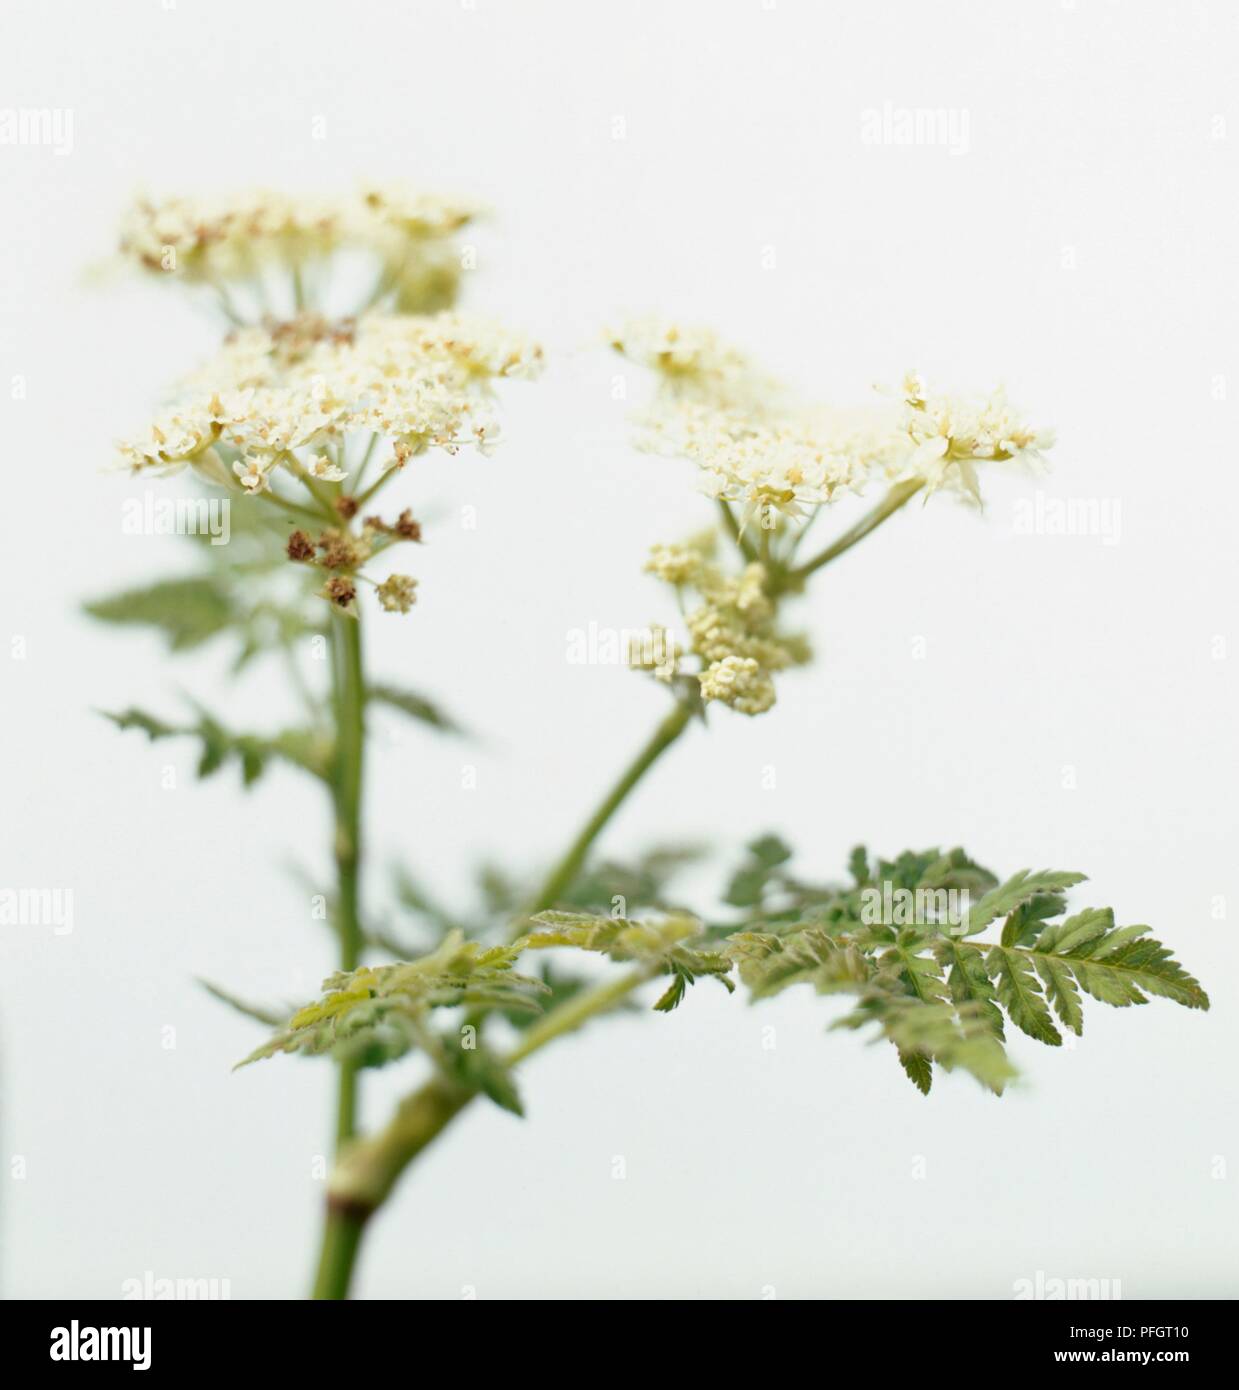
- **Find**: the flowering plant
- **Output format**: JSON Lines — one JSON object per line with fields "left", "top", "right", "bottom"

{"left": 89, "top": 188, "right": 1207, "bottom": 1299}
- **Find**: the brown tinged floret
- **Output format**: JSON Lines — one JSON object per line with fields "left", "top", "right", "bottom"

{"left": 286, "top": 529, "right": 316, "bottom": 562}
{"left": 364, "top": 508, "right": 422, "bottom": 542}
{"left": 335, "top": 495, "right": 359, "bottom": 520}
{"left": 317, "top": 527, "right": 371, "bottom": 571}
{"left": 322, "top": 577, "right": 357, "bottom": 609}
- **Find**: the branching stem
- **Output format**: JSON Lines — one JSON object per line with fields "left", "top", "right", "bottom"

{"left": 522, "top": 699, "right": 694, "bottom": 919}
{"left": 784, "top": 477, "right": 925, "bottom": 586}
{"left": 309, "top": 475, "right": 925, "bottom": 1298}
{"left": 312, "top": 966, "right": 649, "bottom": 1299}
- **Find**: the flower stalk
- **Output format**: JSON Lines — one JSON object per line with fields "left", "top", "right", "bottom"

{"left": 523, "top": 699, "right": 695, "bottom": 919}
{"left": 328, "top": 611, "right": 367, "bottom": 1148}
{"left": 783, "top": 476, "right": 925, "bottom": 587}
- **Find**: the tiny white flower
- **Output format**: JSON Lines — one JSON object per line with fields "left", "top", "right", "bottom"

{"left": 308, "top": 454, "right": 347, "bottom": 482}
{"left": 233, "top": 455, "right": 272, "bottom": 493}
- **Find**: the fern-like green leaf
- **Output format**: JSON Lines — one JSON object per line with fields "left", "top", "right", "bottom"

{"left": 836, "top": 989, "right": 1016, "bottom": 1095}
{"left": 1033, "top": 955, "right": 1085, "bottom": 1035}
{"left": 237, "top": 931, "right": 549, "bottom": 1068}
{"left": 1027, "top": 918, "right": 1208, "bottom": 1012}
{"left": 898, "top": 1047, "right": 933, "bottom": 1095}
{"left": 986, "top": 946, "right": 1062, "bottom": 1046}
{"left": 725, "top": 928, "right": 872, "bottom": 999}
{"left": 102, "top": 706, "right": 330, "bottom": 785}
{"left": 723, "top": 835, "right": 794, "bottom": 908}
{"left": 369, "top": 684, "right": 468, "bottom": 737}
{"left": 933, "top": 937, "right": 1004, "bottom": 1038}
{"left": 964, "top": 870, "right": 1088, "bottom": 938}
{"left": 524, "top": 911, "right": 733, "bottom": 1009}
{"left": 85, "top": 575, "right": 237, "bottom": 651}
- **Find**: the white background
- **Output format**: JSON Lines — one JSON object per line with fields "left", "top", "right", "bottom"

{"left": 2, "top": 0, "right": 1237, "bottom": 1298}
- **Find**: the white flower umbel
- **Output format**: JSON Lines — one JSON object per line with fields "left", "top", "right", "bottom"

{"left": 115, "top": 310, "right": 543, "bottom": 483}
{"left": 615, "top": 320, "right": 1053, "bottom": 521}
{"left": 887, "top": 371, "right": 1056, "bottom": 504}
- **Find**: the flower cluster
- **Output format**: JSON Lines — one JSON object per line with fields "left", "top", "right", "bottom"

{"left": 376, "top": 574, "right": 418, "bottom": 614}
{"left": 614, "top": 319, "right": 1053, "bottom": 516}
{"left": 637, "top": 400, "right": 889, "bottom": 524}
{"left": 115, "top": 310, "right": 543, "bottom": 491}
{"left": 118, "top": 185, "right": 477, "bottom": 312}
{"left": 609, "top": 318, "right": 769, "bottom": 409}
{"left": 285, "top": 511, "right": 420, "bottom": 618}
{"left": 885, "top": 371, "right": 1056, "bottom": 504}
{"left": 633, "top": 536, "right": 808, "bottom": 716}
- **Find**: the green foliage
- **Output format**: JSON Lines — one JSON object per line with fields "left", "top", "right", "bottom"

{"left": 440, "top": 1033, "right": 525, "bottom": 1116}
{"left": 712, "top": 841, "right": 1207, "bottom": 1096}
{"left": 197, "top": 979, "right": 288, "bottom": 1027}
{"left": 378, "top": 845, "right": 707, "bottom": 1022}
{"left": 726, "top": 927, "right": 871, "bottom": 999}
{"left": 988, "top": 945, "right": 1063, "bottom": 1046}
{"left": 933, "top": 937, "right": 1004, "bottom": 1038}
{"left": 524, "top": 910, "right": 735, "bottom": 1008}
{"left": 724, "top": 834, "right": 793, "bottom": 908}
{"left": 238, "top": 839, "right": 1208, "bottom": 1107}
{"left": 963, "top": 869, "right": 1087, "bottom": 937}
{"left": 85, "top": 544, "right": 325, "bottom": 676}
{"left": 557, "top": 845, "right": 705, "bottom": 916}
{"left": 85, "top": 576, "right": 239, "bottom": 651}
{"left": 237, "top": 930, "right": 549, "bottom": 1070}
{"left": 369, "top": 684, "right": 468, "bottom": 737}
{"left": 102, "top": 705, "right": 330, "bottom": 786}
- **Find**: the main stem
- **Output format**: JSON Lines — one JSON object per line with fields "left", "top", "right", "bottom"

{"left": 332, "top": 613, "right": 366, "bottom": 1141}
{"left": 311, "top": 613, "right": 366, "bottom": 1295}
{"left": 314, "top": 967, "right": 650, "bottom": 1299}
{"left": 310, "top": 700, "right": 693, "bottom": 1298}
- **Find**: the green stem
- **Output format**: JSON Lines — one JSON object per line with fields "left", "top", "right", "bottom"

{"left": 310, "top": 698, "right": 693, "bottom": 1298}
{"left": 314, "top": 967, "right": 649, "bottom": 1298}
{"left": 716, "top": 498, "right": 758, "bottom": 562}
{"left": 505, "top": 968, "right": 646, "bottom": 1066}
{"left": 351, "top": 432, "right": 381, "bottom": 495}
{"left": 312, "top": 1198, "right": 370, "bottom": 1301}
{"left": 332, "top": 612, "right": 366, "bottom": 1118}
{"left": 353, "top": 467, "right": 397, "bottom": 512}
{"left": 309, "top": 611, "right": 367, "bottom": 1291}
{"left": 332, "top": 614, "right": 366, "bottom": 980}
{"left": 523, "top": 699, "right": 694, "bottom": 918}
{"left": 307, "top": 468, "right": 926, "bottom": 1299}
{"left": 785, "top": 477, "right": 925, "bottom": 586}
{"left": 283, "top": 455, "right": 342, "bottom": 522}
